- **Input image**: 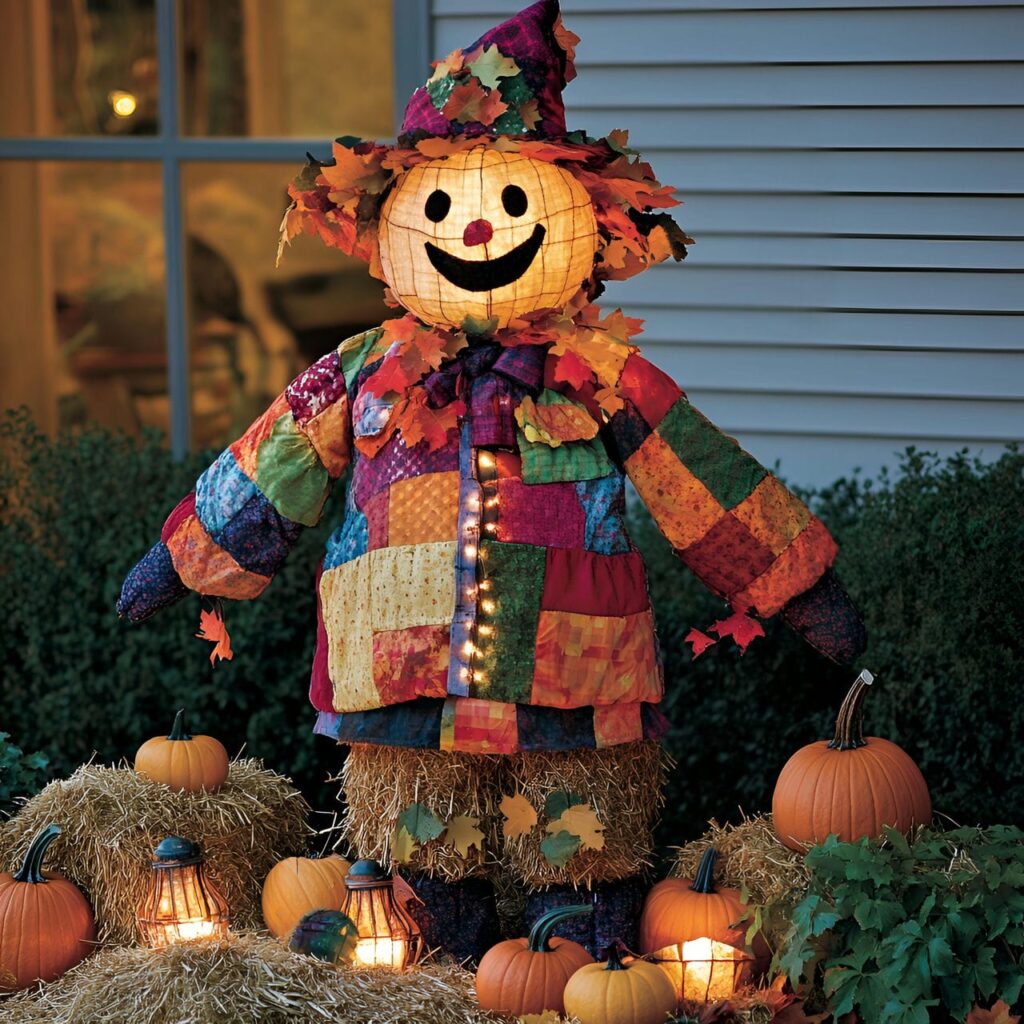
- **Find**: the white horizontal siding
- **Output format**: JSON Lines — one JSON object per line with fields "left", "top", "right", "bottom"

{"left": 430, "top": 2, "right": 1024, "bottom": 483}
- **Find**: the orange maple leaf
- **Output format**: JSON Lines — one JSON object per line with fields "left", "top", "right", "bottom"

{"left": 551, "top": 349, "right": 593, "bottom": 390}
{"left": 394, "top": 391, "right": 464, "bottom": 451}
{"left": 685, "top": 627, "right": 717, "bottom": 659}
{"left": 196, "top": 605, "right": 233, "bottom": 664}
{"left": 499, "top": 793, "right": 538, "bottom": 839}
{"left": 967, "top": 1001, "right": 1021, "bottom": 1024}
{"left": 442, "top": 79, "right": 508, "bottom": 126}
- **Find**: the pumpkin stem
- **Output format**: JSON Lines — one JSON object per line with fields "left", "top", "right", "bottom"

{"left": 690, "top": 847, "right": 718, "bottom": 894}
{"left": 602, "top": 941, "right": 629, "bottom": 971}
{"left": 12, "top": 824, "right": 61, "bottom": 884}
{"left": 168, "top": 708, "right": 192, "bottom": 741}
{"left": 828, "top": 669, "right": 874, "bottom": 751}
{"left": 526, "top": 904, "right": 592, "bottom": 952}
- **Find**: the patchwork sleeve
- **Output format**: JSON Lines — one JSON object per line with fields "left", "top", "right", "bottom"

{"left": 118, "top": 339, "right": 362, "bottom": 622}
{"left": 607, "top": 352, "right": 837, "bottom": 619}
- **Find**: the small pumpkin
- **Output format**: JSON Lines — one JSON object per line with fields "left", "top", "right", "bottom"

{"left": 640, "top": 847, "right": 751, "bottom": 949}
{"left": 475, "top": 904, "right": 594, "bottom": 1016}
{"left": 262, "top": 854, "right": 351, "bottom": 938}
{"left": 563, "top": 942, "right": 678, "bottom": 1024}
{"left": 772, "top": 670, "right": 931, "bottom": 852}
{"left": 0, "top": 824, "right": 96, "bottom": 991}
{"left": 135, "top": 709, "right": 230, "bottom": 793}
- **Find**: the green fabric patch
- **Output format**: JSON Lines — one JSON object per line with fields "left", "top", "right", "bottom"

{"left": 658, "top": 398, "right": 766, "bottom": 509}
{"left": 256, "top": 414, "right": 330, "bottom": 526}
{"left": 339, "top": 328, "right": 383, "bottom": 390}
{"left": 474, "top": 541, "right": 546, "bottom": 703}
{"left": 518, "top": 430, "right": 614, "bottom": 484}
{"left": 426, "top": 76, "right": 457, "bottom": 111}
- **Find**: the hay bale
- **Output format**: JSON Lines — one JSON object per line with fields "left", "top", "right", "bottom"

{"left": 0, "top": 933, "right": 506, "bottom": 1024}
{"left": 669, "top": 813, "right": 810, "bottom": 910}
{"left": 0, "top": 760, "right": 312, "bottom": 945}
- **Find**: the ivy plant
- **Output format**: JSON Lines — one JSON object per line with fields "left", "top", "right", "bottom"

{"left": 779, "top": 827, "right": 1024, "bottom": 1024}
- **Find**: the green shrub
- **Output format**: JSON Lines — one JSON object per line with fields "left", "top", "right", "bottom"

{"left": 0, "top": 732, "right": 48, "bottom": 815}
{"left": 778, "top": 826, "right": 1024, "bottom": 1023}
{"left": 1, "top": 409, "right": 1021, "bottom": 841}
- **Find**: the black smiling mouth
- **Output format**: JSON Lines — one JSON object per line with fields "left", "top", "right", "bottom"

{"left": 424, "top": 224, "right": 546, "bottom": 293}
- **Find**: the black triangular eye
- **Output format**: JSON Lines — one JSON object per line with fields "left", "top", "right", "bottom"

{"left": 501, "top": 184, "right": 528, "bottom": 217}
{"left": 425, "top": 189, "right": 451, "bottom": 222}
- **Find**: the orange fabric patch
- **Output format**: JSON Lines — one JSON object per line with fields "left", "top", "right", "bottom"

{"left": 302, "top": 397, "right": 352, "bottom": 479}
{"left": 166, "top": 515, "right": 270, "bottom": 599}
{"left": 443, "top": 698, "right": 519, "bottom": 755}
{"left": 626, "top": 432, "right": 724, "bottom": 550}
{"left": 734, "top": 517, "right": 839, "bottom": 617}
{"left": 732, "top": 474, "right": 811, "bottom": 555}
{"left": 531, "top": 609, "right": 662, "bottom": 709}
{"left": 230, "top": 393, "right": 290, "bottom": 480}
{"left": 372, "top": 625, "right": 450, "bottom": 705}
{"left": 387, "top": 471, "right": 460, "bottom": 546}
{"left": 593, "top": 703, "right": 644, "bottom": 748}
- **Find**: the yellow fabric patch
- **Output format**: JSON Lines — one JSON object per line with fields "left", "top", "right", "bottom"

{"left": 732, "top": 473, "right": 811, "bottom": 555}
{"left": 370, "top": 542, "right": 457, "bottom": 632}
{"left": 626, "top": 431, "right": 724, "bottom": 550}
{"left": 302, "top": 398, "right": 352, "bottom": 479}
{"left": 531, "top": 608, "right": 662, "bottom": 708}
{"left": 388, "top": 471, "right": 460, "bottom": 546}
{"left": 320, "top": 555, "right": 378, "bottom": 711}
{"left": 166, "top": 516, "right": 270, "bottom": 599}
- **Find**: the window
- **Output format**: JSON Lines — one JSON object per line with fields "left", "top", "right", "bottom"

{"left": 0, "top": 0, "right": 424, "bottom": 454}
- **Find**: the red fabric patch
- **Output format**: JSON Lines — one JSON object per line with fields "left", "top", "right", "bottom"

{"left": 680, "top": 512, "right": 776, "bottom": 598}
{"left": 161, "top": 492, "right": 197, "bottom": 543}
{"left": 541, "top": 548, "right": 651, "bottom": 616}
{"left": 372, "top": 624, "right": 449, "bottom": 705}
{"left": 309, "top": 560, "right": 334, "bottom": 712}
{"left": 496, "top": 479, "right": 585, "bottom": 548}
{"left": 618, "top": 353, "right": 682, "bottom": 430}
{"left": 364, "top": 489, "right": 389, "bottom": 551}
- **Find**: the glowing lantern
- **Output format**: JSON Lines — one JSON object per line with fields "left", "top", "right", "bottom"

{"left": 378, "top": 147, "right": 598, "bottom": 330}
{"left": 137, "top": 836, "right": 229, "bottom": 947}
{"left": 652, "top": 937, "right": 753, "bottom": 1003}
{"left": 339, "top": 859, "right": 422, "bottom": 969}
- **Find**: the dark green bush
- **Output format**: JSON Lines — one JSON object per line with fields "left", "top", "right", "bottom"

{"left": 0, "top": 732, "right": 48, "bottom": 816}
{"left": 1, "top": 409, "right": 1021, "bottom": 842}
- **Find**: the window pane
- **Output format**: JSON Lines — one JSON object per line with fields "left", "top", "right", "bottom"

{"left": 0, "top": 0, "right": 158, "bottom": 137}
{"left": 182, "top": 162, "right": 391, "bottom": 448}
{"left": 181, "top": 0, "right": 392, "bottom": 139}
{"left": 0, "top": 161, "right": 168, "bottom": 437}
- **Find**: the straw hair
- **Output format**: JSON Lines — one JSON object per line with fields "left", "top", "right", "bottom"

{"left": 0, "top": 932, "right": 508, "bottom": 1024}
{"left": 0, "top": 761, "right": 312, "bottom": 945}
{"left": 669, "top": 813, "right": 811, "bottom": 910}
{"left": 503, "top": 740, "right": 667, "bottom": 887}
{"left": 340, "top": 745, "right": 501, "bottom": 881}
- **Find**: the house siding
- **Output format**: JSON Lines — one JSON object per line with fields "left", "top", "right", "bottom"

{"left": 430, "top": 0, "right": 1024, "bottom": 483}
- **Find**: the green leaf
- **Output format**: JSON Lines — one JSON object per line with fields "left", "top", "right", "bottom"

{"left": 396, "top": 802, "right": 444, "bottom": 844}
{"left": 543, "top": 790, "right": 584, "bottom": 820}
{"left": 540, "top": 829, "right": 581, "bottom": 867}
{"left": 926, "top": 935, "right": 956, "bottom": 976}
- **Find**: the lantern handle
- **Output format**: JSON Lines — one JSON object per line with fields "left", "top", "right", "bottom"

{"left": 526, "top": 904, "right": 593, "bottom": 953}
{"left": 12, "top": 823, "right": 61, "bottom": 884}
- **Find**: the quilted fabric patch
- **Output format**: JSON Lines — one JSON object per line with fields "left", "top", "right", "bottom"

{"left": 388, "top": 471, "right": 460, "bottom": 546}
{"left": 495, "top": 479, "right": 585, "bottom": 548}
{"left": 255, "top": 413, "right": 330, "bottom": 527}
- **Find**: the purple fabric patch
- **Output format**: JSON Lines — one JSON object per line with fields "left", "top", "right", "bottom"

{"left": 117, "top": 541, "right": 188, "bottom": 622}
{"left": 286, "top": 349, "right": 346, "bottom": 425}
{"left": 217, "top": 489, "right": 303, "bottom": 576}
{"left": 350, "top": 432, "right": 460, "bottom": 508}
{"left": 496, "top": 479, "right": 585, "bottom": 548}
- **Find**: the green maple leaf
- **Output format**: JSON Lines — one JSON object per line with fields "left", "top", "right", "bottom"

{"left": 468, "top": 44, "right": 520, "bottom": 89}
{"left": 396, "top": 802, "right": 444, "bottom": 843}
{"left": 543, "top": 790, "right": 585, "bottom": 820}
{"left": 540, "top": 830, "right": 581, "bottom": 868}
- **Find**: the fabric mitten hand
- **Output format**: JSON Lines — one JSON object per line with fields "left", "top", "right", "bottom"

{"left": 780, "top": 569, "right": 867, "bottom": 665}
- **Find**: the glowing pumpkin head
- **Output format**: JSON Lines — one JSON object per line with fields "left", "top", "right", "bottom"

{"left": 379, "top": 148, "right": 598, "bottom": 330}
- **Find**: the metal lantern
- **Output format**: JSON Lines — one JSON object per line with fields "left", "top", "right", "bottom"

{"left": 654, "top": 937, "right": 753, "bottom": 1003}
{"left": 137, "top": 836, "right": 230, "bottom": 947}
{"left": 339, "top": 859, "right": 422, "bottom": 969}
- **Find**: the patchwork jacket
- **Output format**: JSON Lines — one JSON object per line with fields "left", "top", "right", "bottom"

{"left": 119, "top": 318, "right": 863, "bottom": 754}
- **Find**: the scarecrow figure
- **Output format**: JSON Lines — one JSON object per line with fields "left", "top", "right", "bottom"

{"left": 119, "top": 0, "right": 864, "bottom": 961}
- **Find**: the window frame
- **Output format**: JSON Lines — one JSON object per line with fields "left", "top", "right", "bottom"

{"left": 0, "top": 0, "right": 429, "bottom": 456}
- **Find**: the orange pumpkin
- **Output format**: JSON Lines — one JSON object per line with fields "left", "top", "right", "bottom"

{"left": 262, "top": 854, "right": 351, "bottom": 938}
{"left": 475, "top": 904, "right": 594, "bottom": 1016}
{"left": 772, "top": 670, "right": 931, "bottom": 852}
{"left": 135, "top": 709, "right": 230, "bottom": 793}
{"left": 640, "top": 848, "right": 749, "bottom": 956}
{"left": 563, "top": 942, "right": 678, "bottom": 1024}
{"left": 0, "top": 824, "right": 95, "bottom": 991}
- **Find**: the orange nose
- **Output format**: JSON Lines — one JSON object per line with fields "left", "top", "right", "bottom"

{"left": 463, "top": 219, "right": 493, "bottom": 246}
